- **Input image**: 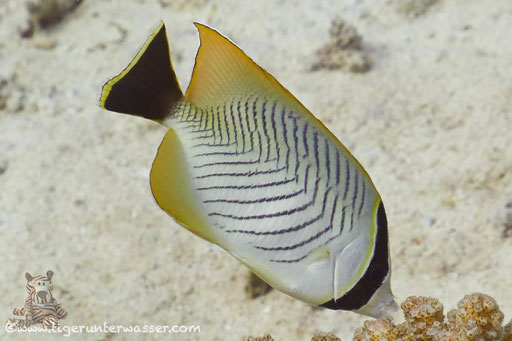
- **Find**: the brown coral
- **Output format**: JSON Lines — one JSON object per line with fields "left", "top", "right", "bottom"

{"left": 246, "top": 293, "right": 509, "bottom": 341}
{"left": 353, "top": 317, "right": 412, "bottom": 341}
{"left": 246, "top": 334, "right": 274, "bottom": 341}
{"left": 401, "top": 296, "right": 445, "bottom": 340}
{"left": 504, "top": 320, "right": 512, "bottom": 341}
{"left": 312, "top": 331, "right": 342, "bottom": 341}
{"left": 21, "top": 0, "right": 83, "bottom": 38}
{"left": 355, "top": 293, "right": 508, "bottom": 341}
{"left": 445, "top": 293, "right": 504, "bottom": 340}
{"left": 311, "top": 19, "right": 371, "bottom": 73}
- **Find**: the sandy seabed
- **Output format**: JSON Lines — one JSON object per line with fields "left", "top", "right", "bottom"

{"left": 1, "top": 0, "right": 511, "bottom": 340}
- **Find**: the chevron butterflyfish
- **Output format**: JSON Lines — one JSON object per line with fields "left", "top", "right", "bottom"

{"left": 99, "top": 21, "right": 397, "bottom": 318}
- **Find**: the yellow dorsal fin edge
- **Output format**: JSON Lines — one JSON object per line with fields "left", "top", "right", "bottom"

{"left": 186, "top": 23, "right": 310, "bottom": 112}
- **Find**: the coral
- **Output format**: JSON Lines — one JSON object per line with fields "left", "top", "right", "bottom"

{"left": 353, "top": 317, "right": 412, "bottom": 341}
{"left": 247, "top": 334, "right": 274, "bottom": 341}
{"left": 312, "top": 331, "right": 342, "bottom": 341}
{"left": 355, "top": 293, "right": 509, "bottom": 341}
{"left": 311, "top": 19, "right": 371, "bottom": 73}
{"left": 396, "top": 0, "right": 438, "bottom": 17}
{"left": 401, "top": 296, "right": 445, "bottom": 340}
{"left": 245, "top": 293, "right": 509, "bottom": 340}
{"left": 504, "top": 320, "right": 512, "bottom": 341}
{"left": 445, "top": 293, "right": 504, "bottom": 340}
{"left": 328, "top": 19, "right": 363, "bottom": 50}
{"left": 21, "top": 0, "right": 83, "bottom": 38}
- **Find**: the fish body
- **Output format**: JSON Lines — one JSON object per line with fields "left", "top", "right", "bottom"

{"left": 100, "top": 22, "right": 397, "bottom": 318}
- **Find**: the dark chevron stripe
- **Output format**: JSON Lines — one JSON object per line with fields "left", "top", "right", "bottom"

{"left": 193, "top": 150, "right": 241, "bottom": 157}
{"left": 216, "top": 105, "right": 223, "bottom": 143}
{"left": 225, "top": 211, "right": 323, "bottom": 235}
{"left": 255, "top": 186, "right": 331, "bottom": 251}
{"left": 343, "top": 159, "right": 350, "bottom": 201}
{"left": 281, "top": 108, "right": 290, "bottom": 170}
{"left": 270, "top": 253, "right": 309, "bottom": 263}
{"left": 223, "top": 102, "right": 231, "bottom": 143}
{"left": 185, "top": 101, "right": 193, "bottom": 121}
{"left": 252, "top": 97, "right": 259, "bottom": 133}
{"left": 197, "top": 175, "right": 297, "bottom": 191}
{"left": 261, "top": 100, "right": 271, "bottom": 162}
{"left": 192, "top": 134, "right": 215, "bottom": 140}
{"left": 313, "top": 132, "right": 319, "bottom": 178}
{"left": 325, "top": 138, "right": 331, "bottom": 187}
{"left": 270, "top": 193, "right": 339, "bottom": 262}
{"left": 193, "top": 160, "right": 260, "bottom": 169}
{"left": 191, "top": 102, "right": 199, "bottom": 122}
{"left": 290, "top": 114, "right": 299, "bottom": 175}
{"left": 236, "top": 100, "right": 246, "bottom": 152}
{"left": 350, "top": 171, "right": 359, "bottom": 232}
{"left": 304, "top": 164, "right": 311, "bottom": 193}
{"left": 195, "top": 165, "right": 286, "bottom": 179}
{"left": 199, "top": 107, "right": 207, "bottom": 130}
{"left": 270, "top": 101, "right": 280, "bottom": 164}
{"left": 326, "top": 204, "right": 347, "bottom": 244}
{"left": 336, "top": 150, "right": 340, "bottom": 185}
{"left": 358, "top": 179, "right": 366, "bottom": 218}
{"left": 182, "top": 122, "right": 201, "bottom": 130}
{"left": 302, "top": 123, "right": 309, "bottom": 158}
{"left": 209, "top": 178, "right": 319, "bottom": 220}
{"left": 204, "top": 189, "right": 303, "bottom": 204}
{"left": 262, "top": 187, "right": 334, "bottom": 254}
{"left": 245, "top": 96, "right": 253, "bottom": 137}
{"left": 192, "top": 141, "right": 236, "bottom": 148}
{"left": 256, "top": 130, "right": 263, "bottom": 161}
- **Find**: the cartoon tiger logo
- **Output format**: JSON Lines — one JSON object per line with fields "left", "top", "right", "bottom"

{"left": 7, "top": 270, "right": 67, "bottom": 328}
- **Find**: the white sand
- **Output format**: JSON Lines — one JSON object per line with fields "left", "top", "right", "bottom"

{"left": 1, "top": 0, "right": 511, "bottom": 340}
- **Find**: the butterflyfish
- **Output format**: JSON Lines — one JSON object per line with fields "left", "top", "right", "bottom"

{"left": 99, "top": 21, "right": 397, "bottom": 318}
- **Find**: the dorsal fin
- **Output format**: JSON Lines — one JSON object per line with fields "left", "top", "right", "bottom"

{"left": 185, "top": 23, "right": 373, "bottom": 183}
{"left": 185, "top": 23, "right": 308, "bottom": 112}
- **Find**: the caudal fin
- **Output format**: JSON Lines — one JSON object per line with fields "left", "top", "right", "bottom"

{"left": 99, "top": 21, "right": 183, "bottom": 121}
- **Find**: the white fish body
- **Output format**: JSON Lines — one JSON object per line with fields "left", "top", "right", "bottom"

{"left": 100, "top": 21, "right": 397, "bottom": 318}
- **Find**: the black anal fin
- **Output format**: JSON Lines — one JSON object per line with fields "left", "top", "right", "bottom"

{"left": 100, "top": 21, "right": 183, "bottom": 121}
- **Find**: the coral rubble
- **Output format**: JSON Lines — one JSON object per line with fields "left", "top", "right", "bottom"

{"left": 246, "top": 292, "right": 510, "bottom": 340}
{"left": 311, "top": 19, "right": 371, "bottom": 73}
{"left": 355, "top": 293, "right": 510, "bottom": 341}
